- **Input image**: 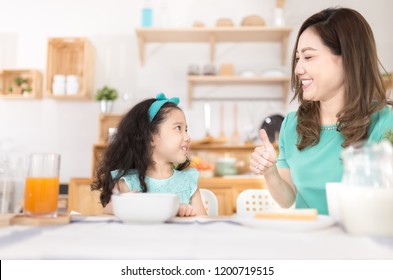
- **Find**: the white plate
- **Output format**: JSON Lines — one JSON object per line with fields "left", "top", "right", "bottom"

{"left": 232, "top": 215, "right": 336, "bottom": 232}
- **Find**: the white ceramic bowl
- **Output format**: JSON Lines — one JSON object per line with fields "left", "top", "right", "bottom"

{"left": 112, "top": 193, "right": 180, "bottom": 223}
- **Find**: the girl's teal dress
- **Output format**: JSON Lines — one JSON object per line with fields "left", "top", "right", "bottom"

{"left": 111, "top": 168, "right": 198, "bottom": 204}
{"left": 277, "top": 105, "right": 393, "bottom": 214}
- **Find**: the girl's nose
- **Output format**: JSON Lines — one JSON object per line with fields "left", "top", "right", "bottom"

{"left": 184, "top": 134, "right": 191, "bottom": 142}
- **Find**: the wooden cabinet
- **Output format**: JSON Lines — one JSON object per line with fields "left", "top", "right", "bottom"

{"left": 0, "top": 69, "right": 42, "bottom": 99}
{"left": 199, "top": 177, "right": 265, "bottom": 215}
{"left": 46, "top": 37, "right": 94, "bottom": 100}
{"left": 97, "top": 113, "right": 123, "bottom": 144}
{"left": 68, "top": 178, "right": 104, "bottom": 215}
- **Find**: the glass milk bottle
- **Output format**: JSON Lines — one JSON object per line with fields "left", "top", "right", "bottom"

{"left": 340, "top": 141, "right": 393, "bottom": 236}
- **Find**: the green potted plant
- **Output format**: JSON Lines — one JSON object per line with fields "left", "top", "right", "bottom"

{"left": 96, "top": 85, "right": 118, "bottom": 113}
{"left": 383, "top": 129, "right": 393, "bottom": 145}
{"left": 14, "top": 77, "right": 28, "bottom": 94}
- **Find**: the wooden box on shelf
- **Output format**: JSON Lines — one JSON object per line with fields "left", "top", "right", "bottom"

{"left": 98, "top": 113, "right": 123, "bottom": 144}
{"left": 68, "top": 178, "right": 103, "bottom": 215}
{"left": 46, "top": 37, "right": 94, "bottom": 100}
{"left": 0, "top": 69, "right": 42, "bottom": 99}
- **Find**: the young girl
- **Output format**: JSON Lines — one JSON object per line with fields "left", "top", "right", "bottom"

{"left": 92, "top": 93, "right": 206, "bottom": 216}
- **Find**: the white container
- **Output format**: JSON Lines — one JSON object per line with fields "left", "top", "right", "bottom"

{"left": 325, "top": 182, "right": 342, "bottom": 223}
{"left": 66, "top": 82, "right": 79, "bottom": 95}
{"left": 52, "top": 82, "right": 65, "bottom": 95}
{"left": 273, "top": 8, "right": 285, "bottom": 26}
{"left": 112, "top": 192, "right": 179, "bottom": 223}
{"left": 66, "top": 75, "right": 80, "bottom": 95}
{"left": 339, "top": 186, "right": 393, "bottom": 236}
{"left": 53, "top": 75, "right": 66, "bottom": 83}
{"left": 52, "top": 74, "right": 66, "bottom": 95}
{"left": 66, "top": 75, "right": 79, "bottom": 83}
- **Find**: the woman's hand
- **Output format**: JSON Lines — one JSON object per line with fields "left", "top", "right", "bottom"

{"left": 249, "top": 129, "right": 278, "bottom": 176}
{"left": 177, "top": 204, "right": 197, "bottom": 217}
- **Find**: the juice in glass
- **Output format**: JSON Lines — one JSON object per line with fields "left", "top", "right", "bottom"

{"left": 24, "top": 177, "right": 59, "bottom": 217}
{"left": 24, "top": 153, "right": 61, "bottom": 218}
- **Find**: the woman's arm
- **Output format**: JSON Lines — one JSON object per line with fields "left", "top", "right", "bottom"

{"left": 249, "top": 129, "right": 296, "bottom": 208}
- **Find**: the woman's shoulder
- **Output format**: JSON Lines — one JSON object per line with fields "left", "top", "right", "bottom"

{"left": 369, "top": 105, "right": 393, "bottom": 140}
{"left": 281, "top": 111, "right": 298, "bottom": 129}
{"left": 372, "top": 105, "right": 393, "bottom": 126}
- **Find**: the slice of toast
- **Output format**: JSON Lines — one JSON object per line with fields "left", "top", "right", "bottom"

{"left": 255, "top": 208, "right": 318, "bottom": 220}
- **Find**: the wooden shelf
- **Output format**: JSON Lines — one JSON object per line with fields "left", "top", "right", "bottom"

{"left": 187, "top": 75, "right": 290, "bottom": 106}
{"left": 0, "top": 69, "right": 42, "bottom": 99}
{"left": 46, "top": 37, "right": 94, "bottom": 100}
{"left": 382, "top": 74, "right": 393, "bottom": 90}
{"left": 135, "top": 27, "right": 292, "bottom": 65}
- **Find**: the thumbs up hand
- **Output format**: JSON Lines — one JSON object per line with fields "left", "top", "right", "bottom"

{"left": 249, "top": 129, "right": 278, "bottom": 176}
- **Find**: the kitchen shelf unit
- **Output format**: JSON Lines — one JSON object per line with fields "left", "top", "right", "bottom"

{"left": 0, "top": 69, "right": 42, "bottom": 99}
{"left": 382, "top": 74, "right": 393, "bottom": 91}
{"left": 187, "top": 75, "right": 290, "bottom": 107}
{"left": 46, "top": 37, "right": 94, "bottom": 100}
{"left": 135, "top": 27, "right": 292, "bottom": 66}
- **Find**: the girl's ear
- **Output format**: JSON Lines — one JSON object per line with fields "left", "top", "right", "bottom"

{"left": 151, "top": 134, "right": 157, "bottom": 147}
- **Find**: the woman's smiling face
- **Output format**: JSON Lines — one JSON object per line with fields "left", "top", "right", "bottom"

{"left": 295, "top": 27, "right": 345, "bottom": 102}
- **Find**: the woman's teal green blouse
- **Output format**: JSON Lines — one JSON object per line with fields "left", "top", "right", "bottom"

{"left": 277, "top": 105, "right": 393, "bottom": 214}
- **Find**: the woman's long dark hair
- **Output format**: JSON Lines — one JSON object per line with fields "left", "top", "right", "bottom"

{"left": 91, "top": 99, "right": 190, "bottom": 206}
{"left": 291, "top": 7, "right": 392, "bottom": 150}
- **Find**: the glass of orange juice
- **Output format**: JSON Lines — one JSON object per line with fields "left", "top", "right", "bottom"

{"left": 24, "top": 153, "right": 61, "bottom": 218}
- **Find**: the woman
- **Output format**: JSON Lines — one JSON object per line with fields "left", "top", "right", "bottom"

{"left": 249, "top": 7, "right": 393, "bottom": 214}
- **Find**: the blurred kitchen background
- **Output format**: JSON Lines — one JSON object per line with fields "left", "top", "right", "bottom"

{"left": 0, "top": 0, "right": 392, "bottom": 196}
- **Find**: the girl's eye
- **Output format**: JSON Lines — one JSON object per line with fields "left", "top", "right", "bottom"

{"left": 175, "top": 126, "right": 181, "bottom": 131}
{"left": 295, "top": 57, "right": 299, "bottom": 63}
{"left": 305, "top": 56, "right": 312, "bottom": 60}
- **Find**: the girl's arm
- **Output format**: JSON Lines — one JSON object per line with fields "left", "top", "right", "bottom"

{"left": 103, "top": 180, "right": 131, "bottom": 215}
{"left": 177, "top": 188, "right": 207, "bottom": 217}
{"left": 190, "top": 188, "right": 207, "bottom": 215}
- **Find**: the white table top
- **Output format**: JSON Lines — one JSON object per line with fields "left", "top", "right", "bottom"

{"left": 1, "top": 215, "right": 393, "bottom": 259}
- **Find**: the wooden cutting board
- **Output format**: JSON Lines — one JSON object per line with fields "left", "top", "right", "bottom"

{"left": 5, "top": 214, "right": 71, "bottom": 226}
{"left": 0, "top": 214, "right": 16, "bottom": 227}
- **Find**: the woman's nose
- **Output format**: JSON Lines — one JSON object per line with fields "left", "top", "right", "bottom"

{"left": 295, "top": 60, "right": 306, "bottom": 76}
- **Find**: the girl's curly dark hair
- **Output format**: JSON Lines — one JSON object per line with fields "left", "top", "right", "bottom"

{"left": 91, "top": 98, "right": 190, "bottom": 207}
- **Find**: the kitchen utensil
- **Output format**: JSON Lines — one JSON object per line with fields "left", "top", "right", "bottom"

{"left": 260, "top": 114, "right": 284, "bottom": 143}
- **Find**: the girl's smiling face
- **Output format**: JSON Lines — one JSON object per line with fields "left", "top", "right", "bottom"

{"left": 152, "top": 108, "right": 190, "bottom": 165}
{"left": 295, "top": 27, "right": 345, "bottom": 102}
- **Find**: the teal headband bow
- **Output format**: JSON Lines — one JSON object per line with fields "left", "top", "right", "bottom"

{"left": 148, "top": 93, "right": 180, "bottom": 121}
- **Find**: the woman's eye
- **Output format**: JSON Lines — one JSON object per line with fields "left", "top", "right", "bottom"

{"left": 175, "top": 126, "right": 181, "bottom": 131}
{"left": 295, "top": 57, "right": 299, "bottom": 63}
{"left": 305, "top": 56, "right": 312, "bottom": 60}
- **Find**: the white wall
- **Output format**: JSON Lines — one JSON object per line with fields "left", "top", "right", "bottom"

{"left": 1, "top": 0, "right": 393, "bottom": 184}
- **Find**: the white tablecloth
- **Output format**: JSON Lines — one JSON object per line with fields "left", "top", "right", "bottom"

{"left": 1, "top": 216, "right": 393, "bottom": 259}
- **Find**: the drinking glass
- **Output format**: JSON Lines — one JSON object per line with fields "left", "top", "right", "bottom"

{"left": 24, "top": 153, "right": 60, "bottom": 218}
